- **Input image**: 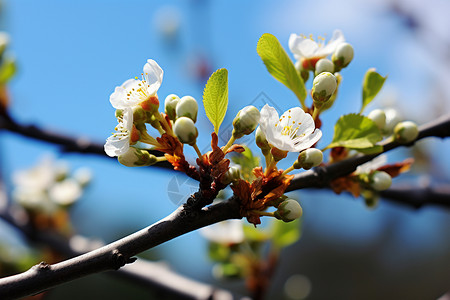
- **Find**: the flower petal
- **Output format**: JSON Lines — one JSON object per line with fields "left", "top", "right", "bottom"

{"left": 292, "top": 128, "right": 322, "bottom": 151}
{"left": 143, "top": 59, "right": 163, "bottom": 96}
{"left": 319, "top": 29, "right": 345, "bottom": 57}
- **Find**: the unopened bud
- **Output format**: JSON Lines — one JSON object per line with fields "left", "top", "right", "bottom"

{"left": 384, "top": 108, "right": 402, "bottom": 133}
{"left": 173, "top": 117, "right": 198, "bottom": 145}
{"left": 314, "top": 58, "right": 334, "bottom": 76}
{"left": 164, "top": 94, "right": 180, "bottom": 121}
{"left": 311, "top": 72, "right": 337, "bottom": 106}
{"left": 221, "top": 166, "right": 241, "bottom": 185}
{"left": 367, "top": 109, "right": 386, "bottom": 130}
{"left": 332, "top": 42, "right": 354, "bottom": 70}
{"left": 232, "top": 106, "right": 260, "bottom": 139}
{"left": 118, "top": 148, "right": 158, "bottom": 167}
{"left": 176, "top": 95, "right": 198, "bottom": 122}
{"left": 393, "top": 121, "right": 419, "bottom": 144}
{"left": 297, "top": 148, "right": 323, "bottom": 170}
{"left": 274, "top": 199, "right": 303, "bottom": 222}
{"left": 362, "top": 190, "right": 379, "bottom": 209}
{"left": 255, "top": 127, "right": 270, "bottom": 151}
{"left": 369, "top": 171, "right": 392, "bottom": 191}
{"left": 295, "top": 60, "right": 310, "bottom": 82}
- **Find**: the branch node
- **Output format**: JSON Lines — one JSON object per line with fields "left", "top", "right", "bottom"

{"left": 111, "top": 249, "right": 129, "bottom": 270}
{"left": 33, "top": 261, "right": 51, "bottom": 272}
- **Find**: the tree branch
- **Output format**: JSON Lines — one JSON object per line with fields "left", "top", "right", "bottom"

{"left": 379, "top": 184, "right": 450, "bottom": 209}
{"left": 0, "top": 113, "right": 174, "bottom": 169}
{"left": 286, "top": 113, "right": 450, "bottom": 192}
{"left": 0, "top": 197, "right": 242, "bottom": 299}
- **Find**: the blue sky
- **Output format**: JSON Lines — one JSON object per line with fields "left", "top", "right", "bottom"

{"left": 1, "top": 0, "right": 449, "bottom": 284}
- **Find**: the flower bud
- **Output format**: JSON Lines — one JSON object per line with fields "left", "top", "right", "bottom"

{"left": 173, "top": 116, "right": 198, "bottom": 145}
{"left": 393, "top": 121, "right": 419, "bottom": 144}
{"left": 311, "top": 72, "right": 337, "bottom": 106}
{"left": 176, "top": 95, "right": 198, "bottom": 122}
{"left": 332, "top": 42, "right": 354, "bottom": 70}
{"left": 274, "top": 199, "right": 303, "bottom": 222}
{"left": 295, "top": 60, "right": 309, "bottom": 82}
{"left": 164, "top": 94, "right": 180, "bottom": 121}
{"left": 384, "top": 108, "right": 402, "bottom": 133}
{"left": 367, "top": 109, "right": 386, "bottom": 130}
{"left": 232, "top": 106, "right": 260, "bottom": 139}
{"left": 369, "top": 171, "right": 392, "bottom": 191}
{"left": 118, "top": 148, "right": 158, "bottom": 167}
{"left": 255, "top": 126, "right": 270, "bottom": 151}
{"left": 221, "top": 166, "right": 241, "bottom": 185}
{"left": 362, "top": 190, "right": 379, "bottom": 209}
{"left": 297, "top": 148, "right": 323, "bottom": 170}
{"left": 314, "top": 58, "right": 334, "bottom": 76}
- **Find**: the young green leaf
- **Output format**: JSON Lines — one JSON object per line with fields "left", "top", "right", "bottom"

{"left": 202, "top": 68, "right": 228, "bottom": 134}
{"left": 257, "top": 33, "right": 307, "bottom": 108}
{"left": 326, "top": 113, "right": 383, "bottom": 151}
{"left": 271, "top": 218, "right": 301, "bottom": 249}
{"left": 361, "top": 68, "right": 387, "bottom": 113}
{"left": 0, "top": 57, "right": 16, "bottom": 85}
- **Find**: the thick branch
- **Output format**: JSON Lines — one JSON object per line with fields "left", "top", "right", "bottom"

{"left": 379, "top": 184, "right": 450, "bottom": 209}
{"left": 0, "top": 198, "right": 242, "bottom": 299}
{"left": 286, "top": 114, "right": 450, "bottom": 192}
{"left": 0, "top": 113, "right": 174, "bottom": 169}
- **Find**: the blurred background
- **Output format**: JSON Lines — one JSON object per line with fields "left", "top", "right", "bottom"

{"left": 0, "top": 0, "right": 449, "bottom": 299}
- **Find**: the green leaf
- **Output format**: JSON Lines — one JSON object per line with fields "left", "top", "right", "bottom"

{"left": 356, "top": 145, "right": 383, "bottom": 154}
{"left": 271, "top": 218, "right": 301, "bottom": 249}
{"left": 243, "top": 224, "right": 271, "bottom": 242}
{"left": 327, "top": 114, "right": 383, "bottom": 150}
{"left": 202, "top": 68, "right": 228, "bottom": 134}
{"left": 361, "top": 68, "right": 387, "bottom": 113}
{"left": 208, "top": 242, "right": 230, "bottom": 262}
{"left": 257, "top": 33, "right": 306, "bottom": 107}
{"left": 0, "top": 57, "right": 16, "bottom": 85}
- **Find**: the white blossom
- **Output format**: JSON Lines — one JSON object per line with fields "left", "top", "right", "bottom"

{"left": 109, "top": 59, "right": 163, "bottom": 109}
{"left": 49, "top": 178, "right": 82, "bottom": 206}
{"left": 104, "top": 108, "right": 134, "bottom": 157}
{"left": 355, "top": 154, "right": 387, "bottom": 175}
{"left": 289, "top": 30, "right": 345, "bottom": 61}
{"left": 259, "top": 104, "right": 322, "bottom": 152}
{"left": 200, "top": 220, "right": 245, "bottom": 244}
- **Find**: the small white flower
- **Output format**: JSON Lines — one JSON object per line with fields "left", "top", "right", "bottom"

{"left": 104, "top": 108, "right": 134, "bottom": 157}
{"left": 49, "top": 178, "right": 82, "bottom": 206}
{"left": 355, "top": 154, "right": 387, "bottom": 175}
{"left": 200, "top": 220, "right": 245, "bottom": 244}
{"left": 259, "top": 104, "right": 322, "bottom": 152}
{"left": 13, "top": 155, "right": 57, "bottom": 191}
{"left": 289, "top": 30, "right": 345, "bottom": 63}
{"left": 110, "top": 59, "right": 163, "bottom": 109}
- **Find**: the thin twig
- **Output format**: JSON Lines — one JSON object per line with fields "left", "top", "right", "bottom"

{"left": 0, "top": 113, "right": 174, "bottom": 170}
{"left": 286, "top": 114, "right": 450, "bottom": 192}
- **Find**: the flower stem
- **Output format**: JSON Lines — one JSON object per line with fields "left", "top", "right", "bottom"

{"left": 140, "top": 130, "right": 161, "bottom": 147}
{"left": 222, "top": 136, "right": 236, "bottom": 153}
{"left": 264, "top": 159, "right": 278, "bottom": 176}
{"left": 281, "top": 166, "right": 295, "bottom": 176}
{"left": 312, "top": 106, "right": 321, "bottom": 120}
{"left": 154, "top": 112, "right": 175, "bottom": 137}
{"left": 250, "top": 210, "right": 275, "bottom": 217}
{"left": 192, "top": 143, "right": 203, "bottom": 159}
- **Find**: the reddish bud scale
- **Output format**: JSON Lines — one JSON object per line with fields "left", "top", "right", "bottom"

{"left": 301, "top": 57, "right": 322, "bottom": 70}
{"left": 140, "top": 96, "right": 159, "bottom": 112}
{"left": 130, "top": 125, "right": 141, "bottom": 143}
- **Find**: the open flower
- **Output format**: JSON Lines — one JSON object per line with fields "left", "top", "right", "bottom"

{"left": 259, "top": 104, "right": 322, "bottom": 152}
{"left": 104, "top": 108, "right": 137, "bottom": 157}
{"left": 200, "top": 220, "right": 244, "bottom": 244}
{"left": 355, "top": 154, "right": 387, "bottom": 175}
{"left": 289, "top": 30, "right": 345, "bottom": 69}
{"left": 109, "top": 59, "right": 163, "bottom": 109}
